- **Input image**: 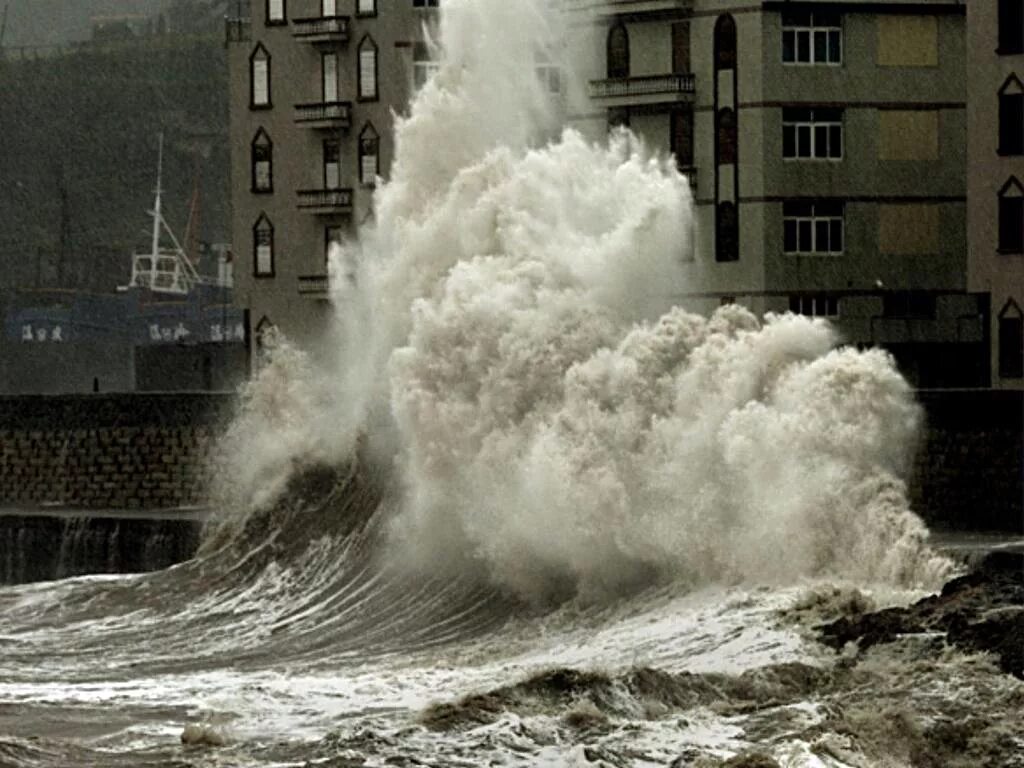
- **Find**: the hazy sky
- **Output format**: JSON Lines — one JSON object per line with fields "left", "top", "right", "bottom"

{"left": 2, "top": 0, "right": 164, "bottom": 47}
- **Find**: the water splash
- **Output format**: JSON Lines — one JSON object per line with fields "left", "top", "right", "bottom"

{"left": 218, "top": 0, "right": 950, "bottom": 599}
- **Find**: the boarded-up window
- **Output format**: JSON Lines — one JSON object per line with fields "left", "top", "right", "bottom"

{"left": 878, "top": 110, "right": 939, "bottom": 160}
{"left": 879, "top": 204, "right": 940, "bottom": 254}
{"left": 877, "top": 16, "right": 937, "bottom": 67}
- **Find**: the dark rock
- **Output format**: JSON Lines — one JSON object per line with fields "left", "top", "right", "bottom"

{"left": 818, "top": 552, "right": 1024, "bottom": 678}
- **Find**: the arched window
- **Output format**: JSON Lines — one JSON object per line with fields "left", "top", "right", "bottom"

{"left": 250, "top": 43, "right": 271, "bottom": 108}
{"left": 716, "top": 202, "right": 738, "bottom": 262}
{"left": 358, "top": 35, "right": 379, "bottom": 100}
{"left": 999, "top": 299, "right": 1024, "bottom": 378}
{"left": 359, "top": 122, "right": 380, "bottom": 185}
{"left": 607, "top": 23, "right": 629, "bottom": 79}
{"left": 251, "top": 128, "right": 272, "bottom": 193}
{"left": 999, "top": 177, "right": 1024, "bottom": 253}
{"left": 253, "top": 213, "right": 274, "bottom": 277}
{"left": 999, "top": 75, "right": 1024, "bottom": 156}
{"left": 715, "top": 14, "right": 736, "bottom": 70}
{"left": 717, "top": 107, "right": 737, "bottom": 165}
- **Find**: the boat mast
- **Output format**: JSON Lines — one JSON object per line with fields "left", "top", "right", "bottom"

{"left": 150, "top": 133, "right": 164, "bottom": 260}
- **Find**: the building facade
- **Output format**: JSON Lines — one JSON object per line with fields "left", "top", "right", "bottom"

{"left": 967, "top": 0, "right": 1024, "bottom": 390}
{"left": 570, "top": 0, "right": 984, "bottom": 387}
{"left": 225, "top": 0, "right": 438, "bottom": 354}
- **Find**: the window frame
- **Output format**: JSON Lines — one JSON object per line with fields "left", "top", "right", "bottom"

{"left": 999, "top": 75, "right": 1024, "bottom": 156}
{"left": 999, "top": 0, "right": 1024, "bottom": 55}
{"left": 266, "top": 0, "right": 286, "bottom": 25}
{"left": 412, "top": 0, "right": 439, "bottom": 8}
{"left": 251, "top": 128, "right": 273, "bottom": 194}
{"left": 789, "top": 294, "right": 839, "bottom": 318}
{"left": 253, "top": 214, "right": 275, "bottom": 278}
{"left": 607, "top": 22, "right": 629, "bottom": 79}
{"left": 782, "top": 10, "right": 842, "bottom": 66}
{"left": 322, "top": 51, "right": 339, "bottom": 103}
{"left": 999, "top": 299, "right": 1024, "bottom": 379}
{"left": 358, "top": 35, "right": 379, "bottom": 101}
{"left": 783, "top": 200, "right": 845, "bottom": 256}
{"left": 999, "top": 177, "right": 1024, "bottom": 254}
{"left": 325, "top": 226, "right": 344, "bottom": 263}
{"left": 782, "top": 107, "right": 843, "bottom": 161}
{"left": 356, "top": 0, "right": 377, "bottom": 17}
{"left": 323, "top": 139, "right": 341, "bottom": 190}
{"left": 250, "top": 43, "right": 271, "bottom": 109}
{"left": 716, "top": 201, "right": 739, "bottom": 262}
{"left": 359, "top": 122, "right": 380, "bottom": 186}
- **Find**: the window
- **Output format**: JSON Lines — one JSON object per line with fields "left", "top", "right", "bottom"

{"left": 879, "top": 204, "right": 939, "bottom": 255}
{"left": 253, "top": 214, "right": 274, "bottom": 277}
{"left": 790, "top": 295, "right": 839, "bottom": 317}
{"left": 250, "top": 44, "right": 270, "bottom": 108}
{"left": 999, "top": 178, "right": 1024, "bottom": 253}
{"left": 535, "top": 50, "right": 561, "bottom": 95}
{"left": 322, "top": 0, "right": 337, "bottom": 16}
{"left": 413, "top": 42, "right": 438, "bottom": 90}
{"left": 672, "top": 22, "right": 690, "bottom": 74}
{"left": 715, "top": 14, "right": 736, "bottom": 70}
{"left": 251, "top": 129, "right": 272, "bottom": 193}
{"left": 999, "top": 0, "right": 1024, "bottom": 54}
{"left": 359, "top": 36, "right": 378, "bottom": 100}
{"left": 1000, "top": 76, "right": 1024, "bottom": 155}
{"left": 671, "top": 108, "right": 693, "bottom": 169}
{"left": 877, "top": 16, "right": 937, "bottom": 67}
{"left": 356, "top": 0, "right": 376, "bottom": 16}
{"left": 782, "top": 10, "right": 841, "bottom": 65}
{"left": 359, "top": 122, "right": 379, "bottom": 185}
{"left": 324, "top": 140, "right": 341, "bottom": 189}
{"left": 999, "top": 300, "right": 1024, "bottom": 378}
{"left": 607, "top": 23, "right": 629, "bottom": 79}
{"left": 783, "top": 107, "right": 842, "bottom": 160}
{"left": 878, "top": 110, "right": 939, "bottom": 160}
{"left": 717, "top": 107, "right": 737, "bottom": 164}
{"left": 325, "top": 226, "right": 344, "bottom": 262}
{"left": 322, "top": 52, "right": 339, "bottom": 102}
{"left": 267, "top": 0, "right": 285, "bottom": 24}
{"left": 783, "top": 201, "right": 844, "bottom": 256}
{"left": 255, "top": 316, "right": 276, "bottom": 355}
{"left": 413, "top": 0, "right": 439, "bottom": 7}
{"left": 716, "top": 202, "right": 738, "bottom": 262}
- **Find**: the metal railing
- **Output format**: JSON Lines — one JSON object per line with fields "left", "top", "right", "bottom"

{"left": 589, "top": 73, "right": 695, "bottom": 99}
{"left": 298, "top": 275, "right": 330, "bottom": 297}
{"left": 224, "top": 17, "right": 251, "bottom": 44}
{"left": 295, "top": 101, "right": 352, "bottom": 125}
{"left": 292, "top": 16, "right": 350, "bottom": 39}
{"left": 297, "top": 189, "right": 353, "bottom": 210}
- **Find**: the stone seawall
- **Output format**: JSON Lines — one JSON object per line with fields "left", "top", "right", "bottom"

{"left": 910, "top": 390, "right": 1023, "bottom": 533}
{"left": 0, "top": 394, "right": 235, "bottom": 511}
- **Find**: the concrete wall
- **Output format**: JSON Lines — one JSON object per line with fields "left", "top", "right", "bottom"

{"left": 0, "top": 393, "right": 234, "bottom": 510}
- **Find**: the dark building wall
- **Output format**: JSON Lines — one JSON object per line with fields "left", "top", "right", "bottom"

{"left": 911, "top": 390, "right": 1023, "bottom": 533}
{"left": 0, "top": 393, "right": 234, "bottom": 510}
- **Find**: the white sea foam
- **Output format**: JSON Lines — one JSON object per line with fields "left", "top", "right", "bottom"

{"left": 211, "top": 0, "right": 950, "bottom": 598}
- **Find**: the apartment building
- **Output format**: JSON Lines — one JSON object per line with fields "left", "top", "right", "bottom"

{"left": 967, "top": 0, "right": 1024, "bottom": 389}
{"left": 570, "top": 0, "right": 983, "bottom": 387}
{"left": 225, "top": 0, "right": 438, "bottom": 355}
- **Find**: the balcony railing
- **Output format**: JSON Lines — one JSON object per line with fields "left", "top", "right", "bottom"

{"left": 224, "top": 17, "right": 251, "bottom": 44}
{"left": 292, "top": 15, "right": 350, "bottom": 43}
{"left": 590, "top": 73, "right": 695, "bottom": 101}
{"left": 568, "top": 0, "right": 692, "bottom": 17}
{"left": 297, "top": 188, "right": 353, "bottom": 213}
{"left": 295, "top": 101, "right": 352, "bottom": 128}
{"left": 298, "top": 275, "right": 330, "bottom": 299}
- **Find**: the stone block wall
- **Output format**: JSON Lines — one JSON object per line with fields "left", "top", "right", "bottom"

{"left": 0, "top": 394, "right": 234, "bottom": 510}
{"left": 910, "top": 390, "right": 1023, "bottom": 533}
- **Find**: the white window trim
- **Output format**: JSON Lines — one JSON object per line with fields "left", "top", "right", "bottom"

{"left": 784, "top": 204, "right": 844, "bottom": 256}
{"left": 791, "top": 295, "right": 839, "bottom": 317}
{"left": 782, "top": 14, "right": 842, "bottom": 66}
{"left": 783, "top": 109, "right": 843, "bottom": 161}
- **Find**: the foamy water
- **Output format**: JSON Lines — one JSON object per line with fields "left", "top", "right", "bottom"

{"left": 1, "top": 1, "right": 1017, "bottom": 767}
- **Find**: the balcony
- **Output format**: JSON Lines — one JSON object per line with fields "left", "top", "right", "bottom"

{"left": 298, "top": 275, "right": 330, "bottom": 299}
{"left": 295, "top": 101, "right": 352, "bottom": 129}
{"left": 590, "top": 73, "right": 695, "bottom": 107}
{"left": 224, "top": 16, "right": 251, "bottom": 44}
{"left": 297, "top": 188, "right": 353, "bottom": 214}
{"left": 292, "top": 16, "right": 350, "bottom": 45}
{"left": 568, "top": 0, "right": 692, "bottom": 18}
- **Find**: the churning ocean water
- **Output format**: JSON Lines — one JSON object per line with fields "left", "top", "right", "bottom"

{"left": 1, "top": 1, "right": 1021, "bottom": 766}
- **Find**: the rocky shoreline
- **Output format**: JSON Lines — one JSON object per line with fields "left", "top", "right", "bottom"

{"left": 818, "top": 551, "right": 1023, "bottom": 678}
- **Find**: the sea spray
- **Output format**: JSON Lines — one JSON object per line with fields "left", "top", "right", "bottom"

{"left": 211, "top": 0, "right": 950, "bottom": 597}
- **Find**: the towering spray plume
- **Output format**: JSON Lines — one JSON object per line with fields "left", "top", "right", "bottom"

{"left": 219, "top": 0, "right": 949, "bottom": 599}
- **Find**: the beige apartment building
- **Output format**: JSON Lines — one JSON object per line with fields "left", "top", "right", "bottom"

{"left": 967, "top": 0, "right": 1024, "bottom": 389}
{"left": 225, "top": 0, "right": 439, "bottom": 355}
{"left": 570, "top": 0, "right": 984, "bottom": 387}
